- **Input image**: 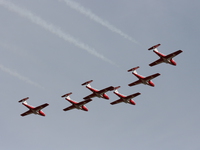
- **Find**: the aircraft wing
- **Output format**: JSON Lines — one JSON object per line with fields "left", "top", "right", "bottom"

{"left": 33, "top": 103, "right": 49, "bottom": 111}
{"left": 110, "top": 99, "right": 123, "bottom": 105}
{"left": 126, "top": 92, "right": 141, "bottom": 100}
{"left": 166, "top": 50, "right": 183, "bottom": 60}
{"left": 149, "top": 59, "right": 163, "bottom": 67}
{"left": 144, "top": 73, "right": 160, "bottom": 81}
{"left": 83, "top": 93, "right": 96, "bottom": 99}
{"left": 63, "top": 105, "right": 75, "bottom": 111}
{"left": 98, "top": 86, "right": 115, "bottom": 94}
{"left": 128, "top": 80, "right": 141, "bottom": 87}
{"left": 20, "top": 110, "right": 32, "bottom": 116}
{"left": 78, "top": 99, "right": 92, "bottom": 106}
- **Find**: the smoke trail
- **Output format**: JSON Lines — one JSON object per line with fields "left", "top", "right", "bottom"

{"left": 0, "top": 64, "right": 44, "bottom": 89}
{"left": 0, "top": 0, "right": 115, "bottom": 65}
{"left": 60, "top": 0, "right": 138, "bottom": 44}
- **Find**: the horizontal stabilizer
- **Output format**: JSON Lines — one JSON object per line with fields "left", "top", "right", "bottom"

{"left": 113, "top": 86, "right": 121, "bottom": 95}
{"left": 18, "top": 97, "right": 29, "bottom": 103}
{"left": 128, "top": 66, "right": 140, "bottom": 72}
{"left": 61, "top": 92, "right": 72, "bottom": 98}
{"left": 82, "top": 80, "right": 93, "bottom": 86}
{"left": 148, "top": 44, "right": 161, "bottom": 50}
{"left": 114, "top": 86, "right": 120, "bottom": 90}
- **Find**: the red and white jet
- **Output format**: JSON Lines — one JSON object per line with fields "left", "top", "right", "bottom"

{"left": 111, "top": 86, "right": 141, "bottom": 105}
{"left": 18, "top": 97, "right": 49, "bottom": 117}
{"left": 128, "top": 66, "right": 160, "bottom": 87}
{"left": 148, "top": 44, "right": 183, "bottom": 66}
{"left": 61, "top": 92, "right": 92, "bottom": 111}
{"left": 82, "top": 80, "right": 114, "bottom": 100}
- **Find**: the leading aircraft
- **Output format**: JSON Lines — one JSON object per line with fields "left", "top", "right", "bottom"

{"left": 82, "top": 80, "right": 115, "bottom": 100}
{"left": 110, "top": 86, "right": 141, "bottom": 105}
{"left": 148, "top": 44, "right": 183, "bottom": 66}
{"left": 128, "top": 66, "right": 160, "bottom": 87}
{"left": 61, "top": 92, "right": 92, "bottom": 111}
{"left": 18, "top": 97, "right": 49, "bottom": 117}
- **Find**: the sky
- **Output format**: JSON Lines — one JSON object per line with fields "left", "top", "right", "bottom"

{"left": 0, "top": 0, "right": 199, "bottom": 149}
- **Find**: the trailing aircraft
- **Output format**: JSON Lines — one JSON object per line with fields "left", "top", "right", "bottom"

{"left": 128, "top": 66, "right": 160, "bottom": 87}
{"left": 18, "top": 97, "right": 49, "bottom": 117}
{"left": 148, "top": 44, "right": 183, "bottom": 66}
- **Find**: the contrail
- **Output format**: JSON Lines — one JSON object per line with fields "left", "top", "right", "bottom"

{"left": 0, "top": 0, "right": 115, "bottom": 65}
{"left": 60, "top": 0, "right": 138, "bottom": 44}
{"left": 0, "top": 64, "right": 44, "bottom": 89}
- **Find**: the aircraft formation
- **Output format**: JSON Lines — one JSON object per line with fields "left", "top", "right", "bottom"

{"left": 19, "top": 44, "right": 183, "bottom": 116}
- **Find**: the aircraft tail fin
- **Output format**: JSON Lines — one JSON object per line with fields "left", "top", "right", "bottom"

{"left": 148, "top": 44, "right": 161, "bottom": 50}
{"left": 148, "top": 44, "right": 161, "bottom": 51}
{"left": 81, "top": 80, "right": 93, "bottom": 88}
{"left": 18, "top": 97, "right": 29, "bottom": 104}
{"left": 113, "top": 86, "right": 120, "bottom": 93}
{"left": 128, "top": 66, "right": 139, "bottom": 74}
{"left": 62, "top": 93, "right": 76, "bottom": 104}
{"left": 61, "top": 92, "right": 72, "bottom": 100}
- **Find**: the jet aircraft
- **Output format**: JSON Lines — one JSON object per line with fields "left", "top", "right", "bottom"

{"left": 61, "top": 92, "right": 92, "bottom": 111}
{"left": 111, "top": 86, "right": 141, "bottom": 105}
{"left": 18, "top": 97, "right": 49, "bottom": 117}
{"left": 148, "top": 44, "right": 183, "bottom": 66}
{"left": 82, "top": 80, "right": 114, "bottom": 100}
{"left": 128, "top": 66, "right": 160, "bottom": 87}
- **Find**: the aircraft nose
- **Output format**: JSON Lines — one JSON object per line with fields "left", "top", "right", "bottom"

{"left": 39, "top": 111, "right": 46, "bottom": 116}
{"left": 149, "top": 81, "right": 155, "bottom": 87}
{"left": 171, "top": 59, "right": 176, "bottom": 65}
{"left": 82, "top": 106, "right": 88, "bottom": 111}
{"left": 130, "top": 100, "right": 136, "bottom": 105}
{"left": 103, "top": 94, "right": 109, "bottom": 100}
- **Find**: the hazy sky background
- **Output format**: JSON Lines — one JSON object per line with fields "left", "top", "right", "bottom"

{"left": 0, "top": 0, "right": 199, "bottom": 150}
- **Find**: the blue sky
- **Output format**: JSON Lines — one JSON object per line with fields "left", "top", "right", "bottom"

{"left": 0, "top": 0, "right": 199, "bottom": 150}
